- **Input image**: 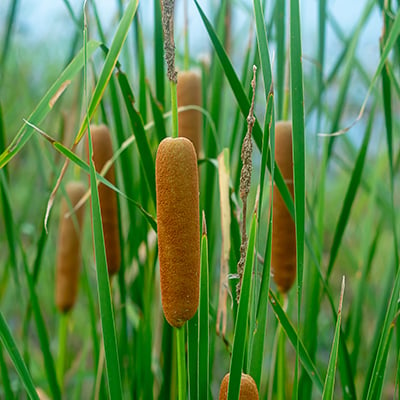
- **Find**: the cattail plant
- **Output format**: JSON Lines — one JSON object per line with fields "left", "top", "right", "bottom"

{"left": 271, "top": 121, "right": 296, "bottom": 293}
{"left": 177, "top": 70, "right": 202, "bottom": 158}
{"left": 219, "top": 373, "right": 259, "bottom": 400}
{"left": 89, "top": 124, "right": 121, "bottom": 276}
{"left": 55, "top": 181, "right": 86, "bottom": 313}
{"left": 155, "top": 137, "right": 200, "bottom": 328}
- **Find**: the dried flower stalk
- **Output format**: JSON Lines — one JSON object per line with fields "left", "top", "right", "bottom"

{"left": 236, "top": 65, "right": 257, "bottom": 302}
{"left": 162, "top": 0, "right": 177, "bottom": 83}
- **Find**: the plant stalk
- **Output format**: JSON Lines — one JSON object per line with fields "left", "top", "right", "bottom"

{"left": 176, "top": 326, "right": 187, "bottom": 400}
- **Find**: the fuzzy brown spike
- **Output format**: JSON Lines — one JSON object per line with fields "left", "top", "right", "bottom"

{"left": 156, "top": 137, "right": 200, "bottom": 327}
{"left": 219, "top": 373, "right": 259, "bottom": 400}
{"left": 271, "top": 121, "right": 296, "bottom": 293}
{"left": 55, "top": 181, "right": 86, "bottom": 313}
{"left": 90, "top": 124, "right": 121, "bottom": 276}
{"left": 177, "top": 70, "right": 203, "bottom": 158}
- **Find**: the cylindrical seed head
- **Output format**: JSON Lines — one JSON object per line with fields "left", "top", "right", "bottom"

{"left": 156, "top": 137, "right": 200, "bottom": 328}
{"left": 271, "top": 121, "right": 296, "bottom": 293}
{"left": 90, "top": 124, "right": 121, "bottom": 276}
{"left": 55, "top": 181, "right": 86, "bottom": 313}
{"left": 177, "top": 70, "right": 202, "bottom": 158}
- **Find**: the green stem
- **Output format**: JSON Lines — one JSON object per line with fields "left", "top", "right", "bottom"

{"left": 276, "top": 293, "right": 288, "bottom": 400}
{"left": 267, "top": 320, "right": 280, "bottom": 400}
{"left": 282, "top": 57, "right": 290, "bottom": 121}
{"left": 57, "top": 312, "right": 68, "bottom": 392}
{"left": 171, "top": 81, "right": 178, "bottom": 138}
{"left": 184, "top": 0, "right": 190, "bottom": 70}
{"left": 176, "top": 326, "right": 187, "bottom": 400}
{"left": 276, "top": 322, "right": 286, "bottom": 400}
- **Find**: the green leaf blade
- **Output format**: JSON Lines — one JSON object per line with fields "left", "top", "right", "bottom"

{"left": 227, "top": 213, "right": 257, "bottom": 400}
{"left": 75, "top": 0, "right": 139, "bottom": 143}
{"left": 322, "top": 277, "right": 345, "bottom": 400}
{"left": 0, "top": 312, "right": 40, "bottom": 400}
{"left": 198, "top": 223, "right": 210, "bottom": 400}
{"left": 87, "top": 127, "right": 123, "bottom": 399}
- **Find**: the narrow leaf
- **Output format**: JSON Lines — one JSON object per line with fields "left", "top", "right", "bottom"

{"left": 269, "top": 290, "right": 324, "bottom": 393}
{"left": 194, "top": 0, "right": 294, "bottom": 224}
{"left": 326, "top": 104, "right": 376, "bottom": 280}
{"left": 249, "top": 93, "right": 274, "bottom": 388}
{"left": 198, "top": 217, "right": 210, "bottom": 400}
{"left": 75, "top": 0, "right": 139, "bottom": 143}
{"left": 322, "top": 277, "right": 346, "bottom": 400}
{"left": 227, "top": 213, "right": 257, "bottom": 400}
{"left": 0, "top": 343, "right": 14, "bottom": 400}
{"left": 19, "top": 244, "right": 61, "bottom": 400}
{"left": 217, "top": 149, "right": 231, "bottom": 337}
{"left": 0, "top": 312, "right": 40, "bottom": 400}
{"left": 88, "top": 125, "right": 123, "bottom": 399}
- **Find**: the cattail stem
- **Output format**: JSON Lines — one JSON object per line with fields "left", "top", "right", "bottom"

{"left": 94, "top": 337, "right": 105, "bottom": 400}
{"left": 162, "top": 0, "right": 178, "bottom": 138}
{"left": 171, "top": 81, "right": 178, "bottom": 138}
{"left": 56, "top": 313, "right": 68, "bottom": 391}
{"left": 267, "top": 322, "right": 281, "bottom": 400}
{"left": 176, "top": 327, "right": 186, "bottom": 400}
{"left": 282, "top": 56, "right": 290, "bottom": 121}
{"left": 277, "top": 335, "right": 286, "bottom": 400}
{"left": 184, "top": 0, "right": 189, "bottom": 70}
{"left": 276, "top": 306, "right": 287, "bottom": 400}
{"left": 273, "top": 293, "right": 288, "bottom": 400}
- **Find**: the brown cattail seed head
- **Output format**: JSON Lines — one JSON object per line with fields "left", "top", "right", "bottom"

{"left": 55, "top": 181, "right": 86, "bottom": 313}
{"left": 219, "top": 373, "right": 259, "bottom": 400}
{"left": 156, "top": 137, "right": 200, "bottom": 328}
{"left": 90, "top": 124, "right": 121, "bottom": 276}
{"left": 271, "top": 121, "right": 296, "bottom": 293}
{"left": 177, "top": 70, "right": 202, "bottom": 158}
